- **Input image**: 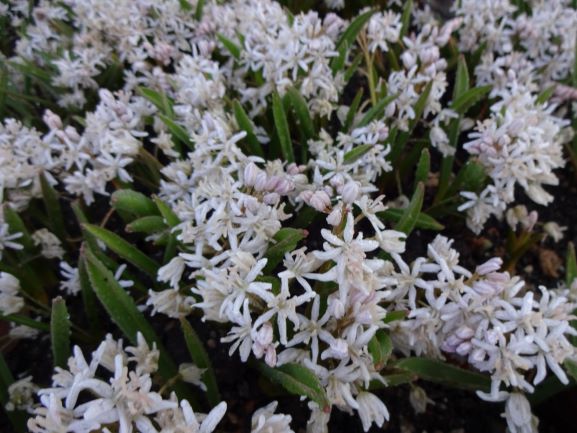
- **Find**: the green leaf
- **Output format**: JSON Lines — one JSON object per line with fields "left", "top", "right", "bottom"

{"left": 258, "top": 362, "right": 330, "bottom": 409}
{"left": 453, "top": 55, "right": 470, "bottom": 101}
{"left": 396, "top": 357, "right": 491, "bottom": 392}
{"left": 126, "top": 216, "right": 167, "bottom": 234}
{"left": 111, "top": 189, "right": 160, "bottom": 219}
{"left": 83, "top": 248, "right": 193, "bottom": 399}
{"left": 446, "top": 161, "right": 486, "bottom": 197}
{"left": 343, "top": 144, "right": 373, "bottom": 164}
{"left": 343, "top": 52, "right": 363, "bottom": 84}
{"left": 3, "top": 205, "right": 34, "bottom": 251}
{"left": 40, "top": 174, "right": 66, "bottom": 241}
{"left": 357, "top": 93, "right": 397, "bottom": 128}
{"left": 0, "top": 353, "right": 26, "bottom": 431}
{"left": 0, "top": 314, "right": 50, "bottom": 331}
{"left": 78, "top": 254, "right": 100, "bottom": 330}
{"left": 179, "top": 0, "right": 192, "bottom": 11}
{"left": 153, "top": 196, "right": 180, "bottom": 228}
{"left": 536, "top": 85, "right": 556, "bottom": 105}
{"left": 378, "top": 208, "right": 444, "bottom": 231}
{"left": 217, "top": 33, "right": 241, "bottom": 59}
{"left": 573, "top": 32, "right": 577, "bottom": 87}
{"left": 272, "top": 91, "right": 295, "bottom": 163}
{"left": 414, "top": 148, "right": 430, "bottom": 189}
{"left": 233, "top": 100, "right": 265, "bottom": 157}
{"left": 194, "top": 0, "right": 205, "bottom": 20}
{"left": 400, "top": 0, "right": 413, "bottom": 38}
{"left": 285, "top": 87, "right": 315, "bottom": 141}
{"left": 565, "top": 359, "right": 577, "bottom": 383}
{"left": 345, "top": 88, "right": 364, "bottom": 132}
{"left": 180, "top": 318, "right": 221, "bottom": 407}
{"left": 137, "top": 87, "right": 175, "bottom": 117}
{"left": 368, "top": 330, "right": 393, "bottom": 369}
{"left": 159, "top": 114, "right": 194, "bottom": 150}
{"left": 331, "top": 9, "right": 376, "bottom": 73}
{"left": 51, "top": 296, "right": 71, "bottom": 368}
{"left": 264, "top": 228, "right": 306, "bottom": 273}
{"left": 83, "top": 224, "right": 160, "bottom": 278}
{"left": 451, "top": 85, "right": 491, "bottom": 115}
{"left": 394, "top": 182, "right": 425, "bottom": 235}
{"left": 566, "top": 242, "right": 577, "bottom": 287}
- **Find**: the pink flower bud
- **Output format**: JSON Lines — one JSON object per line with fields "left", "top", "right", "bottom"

{"left": 254, "top": 171, "right": 268, "bottom": 191}
{"left": 309, "top": 190, "right": 331, "bottom": 212}
{"left": 455, "top": 325, "right": 475, "bottom": 340}
{"left": 456, "top": 341, "right": 472, "bottom": 356}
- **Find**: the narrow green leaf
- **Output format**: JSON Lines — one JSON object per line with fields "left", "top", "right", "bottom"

{"left": 83, "top": 224, "right": 160, "bottom": 277}
{"left": 453, "top": 55, "right": 470, "bottom": 101}
{"left": 566, "top": 242, "right": 577, "bottom": 287}
{"left": 357, "top": 94, "right": 397, "bottom": 128}
{"left": 180, "top": 318, "right": 221, "bottom": 407}
{"left": 112, "top": 189, "right": 160, "bottom": 219}
{"left": 40, "top": 174, "right": 66, "bottom": 241}
{"left": 233, "top": 100, "right": 265, "bottom": 157}
{"left": 51, "top": 296, "right": 71, "bottom": 368}
{"left": 264, "top": 228, "right": 306, "bottom": 273}
{"left": 451, "top": 85, "right": 491, "bottom": 114}
{"left": 414, "top": 148, "right": 430, "bottom": 189}
{"left": 126, "top": 216, "right": 167, "bottom": 234}
{"left": 394, "top": 182, "right": 425, "bottom": 235}
{"left": 331, "top": 10, "right": 377, "bottom": 72}
{"left": 573, "top": 32, "right": 577, "bottom": 87}
{"left": 565, "top": 359, "right": 577, "bottom": 383}
{"left": 396, "top": 357, "right": 491, "bottom": 392}
{"left": 400, "top": 0, "right": 413, "bottom": 38}
{"left": 179, "top": 0, "right": 192, "bottom": 11}
{"left": 343, "top": 144, "right": 373, "bottom": 164}
{"left": 368, "top": 330, "right": 393, "bottom": 369}
{"left": 378, "top": 208, "right": 444, "bottom": 231}
{"left": 159, "top": 114, "right": 194, "bottom": 150}
{"left": 447, "top": 161, "right": 486, "bottom": 197}
{"left": 194, "top": 0, "right": 205, "bottom": 20}
{"left": 272, "top": 91, "right": 295, "bottom": 163}
{"left": 343, "top": 52, "right": 363, "bottom": 84}
{"left": 258, "top": 362, "right": 330, "bottom": 409}
{"left": 3, "top": 205, "right": 34, "bottom": 251}
{"left": 217, "top": 33, "right": 241, "bottom": 59}
{"left": 83, "top": 248, "right": 193, "bottom": 400}
{"left": 0, "top": 314, "right": 50, "bottom": 331}
{"left": 153, "top": 196, "right": 180, "bottom": 227}
{"left": 137, "top": 87, "right": 174, "bottom": 117}
{"left": 286, "top": 87, "right": 315, "bottom": 141}
{"left": 0, "top": 353, "right": 27, "bottom": 431}
{"left": 536, "top": 85, "right": 556, "bottom": 105}
{"left": 78, "top": 253, "right": 100, "bottom": 330}
{"left": 345, "top": 88, "right": 364, "bottom": 132}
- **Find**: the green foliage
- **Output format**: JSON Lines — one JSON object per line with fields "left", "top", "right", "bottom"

{"left": 50, "top": 296, "right": 71, "bottom": 368}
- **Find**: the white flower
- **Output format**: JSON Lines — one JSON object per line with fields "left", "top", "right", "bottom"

{"left": 59, "top": 262, "right": 81, "bottom": 296}
{"left": 5, "top": 376, "right": 38, "bottom": 411}
{"left": 503, "top": 392, "right": 538, "bottom": 433}
{"left": 178, "top": 363, "right": 207, "bottom": 391}
{"left": 32, "top": 228, "right": 64, "bottom": 259}
{"left": 0, "top": 222, "right": 23, "bottom": 259}
{"left": 251, "top": 401, "right": 294, "bottom": 433}
{"left": 356, "top": 392, "right": 389, "bottom": 432}
{"left": 0, "top": 272, "right": 24, "bottom": 315}
{"left": 157, "top": 255, "right": 186, "bottom": 289}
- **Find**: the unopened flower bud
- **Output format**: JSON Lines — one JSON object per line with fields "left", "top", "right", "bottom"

{"left": 326, "top": 206, "right": 342, "bottom": 226}
{"left": 309, "top": 190, "right": 331, "bottom": 212}
{"left": 263, "top": 192, "right": 280, "bottom": 205}
{"left": 243, "top": 162, "right": 260, "bottom": 187}
{"left": 274, "top": 178, "right": 293, "bottom": 194}
{"left": 341, "top": 181, "right": 360, "bottom": 204}
{"left": 475, "top": 257, "right": 503, "bottom": 275}
{"left": 455, "top": 325, "right": 475, "bottom": 340}
{"left": 265, "top": 175, "right": 282, "bottom": 192}
{"left": 456, "top": 341, "right": 472, "bottom": 356}
{"left": 254, "top": 171, "right": 268, "bottom": 191}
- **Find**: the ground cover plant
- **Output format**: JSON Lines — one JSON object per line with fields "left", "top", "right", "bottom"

{"left": 2, "top": 0, "right": 577, "bottom": 432}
